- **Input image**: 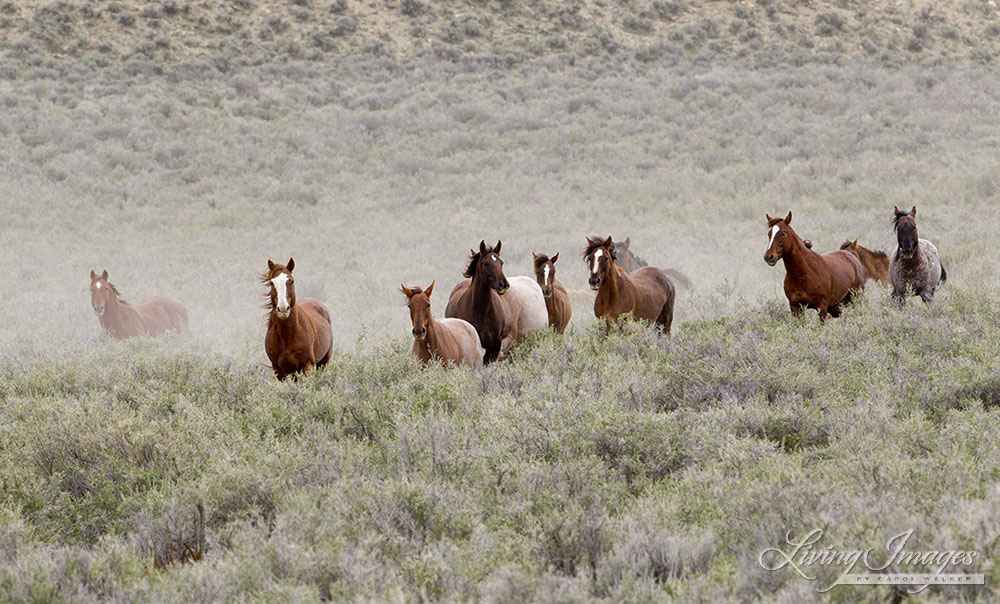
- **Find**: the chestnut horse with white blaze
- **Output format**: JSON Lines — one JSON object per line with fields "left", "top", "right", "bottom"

{"left": 532, "top": 252, "right": 572, "bottom": 334}
{"left": 89, "top": 269, "right": 187, "bottom": 339}
{"left": 763, "top": 212, "right": 866, "bottom": 322}
{"left": 261, "top": 258, "right": 333, "bottom": 380}
{"left": 445, "top": 240, "right": 548, "bottom": 364}
{"left": 583, "top": 236, "right": 675, "bottom": 333}
{"left": 402, "top": 282, "right": 482, "bottom": 368}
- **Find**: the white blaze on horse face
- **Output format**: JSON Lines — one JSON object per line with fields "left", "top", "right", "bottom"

{"left": 95, "top": 282, "right": 102, "bottom": 289}
{"left": 768, "top": 225, "right": 780, "bottom": 249}
{"left": 272, "top": 273, "right": 291, "bottom": 318}
{"left": 591, "top": 249, "right": 603, "bottom": 274}
{"left": 491, "top": 255, "right": 498, "bottom": 262}
{"left": 543, "top": 265, "right": 551, "bottom": 288}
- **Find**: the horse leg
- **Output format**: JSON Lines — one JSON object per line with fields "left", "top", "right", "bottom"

{"left": 828, "top": 303, "right": 842, "bottom": 318}
{"left": 891, "top": 288, "right": 906, "bottom": 306}
{"left": 789, "top": 301, "right": 804, "bottom": 318}
{"left": 656, "top": 303, "right": 673, "bottom": 335}
{"left": 483, "top": 344, "right": 500, "bottom": 365}
{"left": 919, "top": 290, "right": 934, "bottom": 304}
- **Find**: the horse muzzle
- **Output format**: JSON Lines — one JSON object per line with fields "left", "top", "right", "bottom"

{"left": 494, "top": 284, "right": 509, "bottom": 295}
{"left": 589, "top": 278, "right": 601, "bottom": 290}
{"left": 764, "top": 254, "right": 778, "bottom": 266}
{"left": 541, "top": 288, "right": 553, "bottom": 298}
{"left": 275, "top": 308, "right": 290, "bottom": 320}
{"left": 412, "top": 327, "right": 427, "bottom": 341}
{"left": 93, "top": 305, "right": 105, "bottom": 316}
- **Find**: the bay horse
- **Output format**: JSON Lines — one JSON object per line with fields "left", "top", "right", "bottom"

{"left": 401, "top": 282, "right": 482, "bottom": 368}
{"left": 532, "top": 252, "right": 572, "bottom": 334}
{"left": 889, "top": 206, "right": 946, "bottom": 304}
{"left": 445, "top": 240, "right": 548, "bottom": 364}
{"left": 89, "top": 269, "right": 188, "bottom": 339}
{"left": 261, "top": 258, "right": 333, "bottom": 380}
{"left": 840, "top": 239, "right": 890, "bottom": 285}
{"left": 584, "top": 236, "right": 675, "bottom": 333}
{"left": 763, "top": 212, "right": 866, "bottom": 322}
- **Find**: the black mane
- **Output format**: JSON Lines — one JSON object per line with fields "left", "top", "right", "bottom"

{"left": 892, "top": 209, "right": 913, "bottom": 231}
{"left": 583, "top": 237, "right": 617, "bottom": 261}
{"left": 533, "top": 254, "right": 550, "bottom": 269}
{"left": 464, "top": 244, "right": 497, "bottom": 279}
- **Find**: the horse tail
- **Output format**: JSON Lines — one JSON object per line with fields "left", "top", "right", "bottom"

{"left": 661, "top": 268, "right": 692, "bottom": 290}
{"left": 940, "top": 264, "right": 947, "bottom": 284}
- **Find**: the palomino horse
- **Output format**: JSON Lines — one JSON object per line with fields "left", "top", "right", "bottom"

{"left": 584, "top": 236, "right": 676, "bottom": 333}
{"left": 261, "top": 258, "right": 333, "bottom": 380}
{"left": 89, "top": 269, "right": 188, "bottom": 339}
{"left": 445, "top": 240, "right": 548, "bottom": 364}
{"left": 402, "top": 282, "right": 482, "bottom": 368}
{"left": 889, "top": 206, "right": 946, "bottom": 304}
{"left": 763, "top": 212, "right": 866, "bottom": 321}
{"left": 532, "top": 252, "right": 572, "bottom": 334}
{"left": 840, "top": 239, "right": 890, "bottom": 285}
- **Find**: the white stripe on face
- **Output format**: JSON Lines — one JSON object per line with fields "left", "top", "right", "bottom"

{"left": 543, "top": 265, "right": 551, "bottom": 287}
{"left": 271, "top": 273, "right": 290, "bottom": 314}
{"left": 768, "top": 225, "right": 780, "bottom": 249}
{"left": 591, "top": 249, "right": 603, "bottom": 274}
{"left": 95, "top": 282, "right": 102, "bottom": 289}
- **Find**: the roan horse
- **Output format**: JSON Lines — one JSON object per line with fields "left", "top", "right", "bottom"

{"left": 401, "top": 282, "right": 482, "bottom": 368}
{"left": 532, "top": 252, "right": 572, "bottom": 334}
{"left": 261, "top": 258, "right": 333, "bottom": 380}
{"left": 445, "top": 240, "right": 548, "bottom": 364}
{"left": 89, "top": 269, "right": 188, "bottom": 339}
{"left": 763, "top": 212, "right": 866, "bottom": 322}
{"left": 840, "top": 239, "right": 890, "bottom": 285}
{"left": 584, "top": 236, "right": 676, "bottom": 333}
{"left": 889, "top": 206, "right": 947, "bottom": 304}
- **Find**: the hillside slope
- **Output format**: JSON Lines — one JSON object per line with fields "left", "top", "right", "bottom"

{"left": 2, "top": 0, "right": 1000, "bottom": 70}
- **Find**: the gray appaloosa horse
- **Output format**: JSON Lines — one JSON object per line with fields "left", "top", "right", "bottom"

{"left": 889, "top": 206, "right": 947, "bottom": 304}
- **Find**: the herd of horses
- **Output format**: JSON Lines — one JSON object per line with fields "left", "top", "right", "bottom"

{"left": 88, "top": 206, "right": 947, "bottom": 380}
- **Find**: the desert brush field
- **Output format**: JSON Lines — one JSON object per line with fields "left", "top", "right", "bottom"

{"left": 2, "top": 1, "right": 1000, "bottom": 602}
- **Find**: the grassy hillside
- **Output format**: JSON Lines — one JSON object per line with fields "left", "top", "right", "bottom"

{"left": 2, "top": 0, "right": 1000, "bottom": 71}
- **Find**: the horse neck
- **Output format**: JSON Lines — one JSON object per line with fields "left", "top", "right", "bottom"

{"left": 102, "top": 295, "right": 139, "bottom": 331}
{"left": 419, "top": 317, "right": 443, "bottom": 359}
{"left": 780, "top": 231, "right": 816, "bottom": 274}
{"left": 598, "top": 262, "right": 626, "bottom": 302}
{"left": 470, "top": 273, "right": 496, "bottom": 308}
{"left": 268, "top": 305, "right": 301, "bottom": 336}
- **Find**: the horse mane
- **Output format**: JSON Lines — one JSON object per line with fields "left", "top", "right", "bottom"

{"left": 583, "top": 237, "right": 617, "bottom": 261}
{"left": 464, "top": 244, "right": 497, "bottom": 279}
{"left": 625, "top": 248, "right": 648, "bottom": 267}
{"left": 533, "top": 254, "right": 550, "bottom": 269}
{"left": 106, "top": 282, "right": 128, "bottom": 305}
{"left": 892, "top": 209, "right": 912, "bottom": 231}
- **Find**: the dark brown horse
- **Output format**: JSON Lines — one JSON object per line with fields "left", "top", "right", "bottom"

{"left": 445, "top": 241, "right": 510, "bottom": 364}
{"left": 532, "top": 252, "right": 572, "bottom": 334}
{"left": 89, "top": 269, "right": 188, "bottom": 339}
{"left": 763, "top": 212, "right": 866, "bottom": 322}
{"left": 402, "top": 282, "right": 483, "bottom": 368}
{"left": 584, "top": 236, "right": 676, "bottom": 333}
{"left": 840, "top": 239, "right": 890, "bottom": 285}
{"left": 261, "top": 258, "right": 333, "bottom": 380}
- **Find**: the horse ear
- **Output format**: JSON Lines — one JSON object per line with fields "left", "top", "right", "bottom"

{"left": 893, "top": 206, "right": 899, "bottom": 214}
{"left": 479, "top": 240, "right": 487, "bottom": 254}
{"left": 551, "top": 252, "right": 559, "bottom": 264}
{"left": 286, "top": 258, "right": 294, "bottom": 272}
{"left": 784, "top": 211, "right": 792, "bottom": 225}
{"left": 425, "top": 281, "right": 435, "bottom": 297}
{"left": 604, "top": 236, "right": 613, "bottom": 248}
{"left": 267, "top": 259, "right": 275, "bottom": 270}
{"left": 852, "top": 239, "right": 859, "bottom": 248}
{"left": 90, "top": 270, "right": 97, "bottom": 281}
{"left": 494, "top": 240, "right": 502, "bottom": 255}
{"left": 101, "top": 269, "right": 108, "bottom": 280}
{"left": 765, "top": 213, "right": 773, "bottom": 223}
{"left": 400, "top": 284, "right": 413, "bottom": 297}
{"left": 910, "top": 206, "right": 916, "bottom": 217}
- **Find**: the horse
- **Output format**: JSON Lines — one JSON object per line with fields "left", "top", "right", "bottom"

{"left": 584, "top": 236, "right": 676, "bottom": 333}
{"left": 615, "top": 236, "right": 693, "bottom": 289}
{"left": 445, "top": 240, "right": 548, "bottom": 364}
{"left": 889, "top": 206, "right": 946, "bottom": 304}
{"left": 840, "top": 239, "right": 890, "bottom": 285}
{"left": 89, "top": 269, "right": 188, "bottom": 339}
{"left": 261, "top": 258, "right": 333, "bottom": 380}
{"left": 763, "top": 212, "right": 866, "bottom": 322}
{"left": 532, "top": 252, "right": 572, "bottom": 334}
{"left": 401, "top": 282, "right": 482, "bottom": 368}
